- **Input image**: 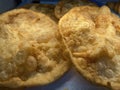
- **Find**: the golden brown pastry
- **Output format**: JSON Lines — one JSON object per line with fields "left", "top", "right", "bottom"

{"left": 59, "top": 5, "right": 120, "bottom": 90}
{"left": 54, "top": 0, "right": 96, "bottom": 19}
{"left": 19, "top": 4, "right": 58, "bottom": 22}
{"left": 0, "top": 9, "right": 70, "bottom": 88}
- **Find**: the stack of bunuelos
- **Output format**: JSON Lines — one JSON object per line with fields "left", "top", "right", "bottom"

{"left": 0, "top": 0, "right": 120, "bottom": 90}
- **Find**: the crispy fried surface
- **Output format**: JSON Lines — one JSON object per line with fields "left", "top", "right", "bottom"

{"left": 59, "top": 6, "right": 120, "bottom": 90}
{"left": 55, "top": 0, "right": 96, "bottom": 19}
{"left": 0, "top": 9, "right": 70, "bottom": 88}
{"left": 19, "top": 4, "right": 58, "bottom": 22}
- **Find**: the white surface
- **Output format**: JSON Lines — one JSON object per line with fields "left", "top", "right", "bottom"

{"left": 26, "top": 68, "right": 109, "bottom": 90}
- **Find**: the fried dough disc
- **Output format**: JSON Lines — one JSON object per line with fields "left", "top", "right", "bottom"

{"left": 0, "top": 9, "right": 70, "bottom": 88}
{"left": 55, "top": 0, "right": 96, "bottom": 19}
{"left": 59, "top": 6, "right": 120, "bottom": 90}
{"left": 19, "top": 4, "right": 58, "bottom": 22}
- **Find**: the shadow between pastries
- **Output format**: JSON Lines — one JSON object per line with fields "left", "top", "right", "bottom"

{"left": 55, "top": 0, "right": 96, "bottom": 19}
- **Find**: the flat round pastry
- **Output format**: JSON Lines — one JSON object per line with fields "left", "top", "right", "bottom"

{"left": 19, "top": 4, "right": 58, "bottom": 22}
{"left": 54, "top": 0, "right": 96, "bottom": 19}
{"left": 59, "top": 6, "right": 120, "bottom": 90}
{"left": 0, "top": 9, "right": 70, "bottom": 88}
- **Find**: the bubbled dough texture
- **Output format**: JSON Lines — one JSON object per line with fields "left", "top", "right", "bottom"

{"left": 0, "top": 9, "right": 70, "bottom": 88}
{"left": 55, "top": 0, "right": 96, "bottom": 19}
{"left": 59, "top": 6, "right": 120, "bottom": 90}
